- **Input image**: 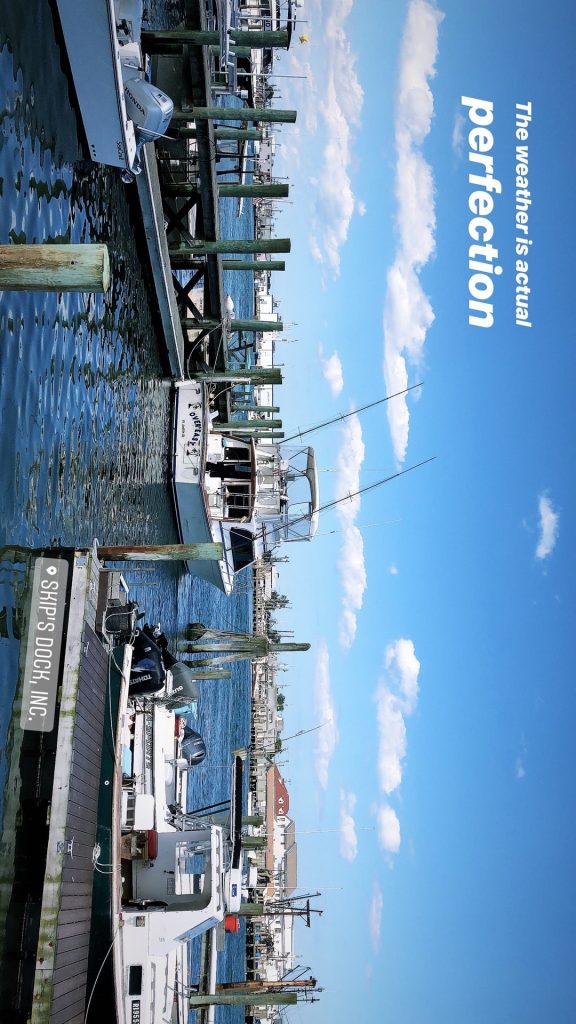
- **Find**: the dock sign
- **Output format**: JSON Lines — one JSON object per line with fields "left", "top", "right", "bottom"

{"left": 20, "top": 556, "right": 69, "bottom": 733}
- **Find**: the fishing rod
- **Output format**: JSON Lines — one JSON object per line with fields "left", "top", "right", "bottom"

{"left": 247, "top": 455, "right": 437, "bottom": 556}
{"left": 283, "top": 382, "right": 423, "bottom": 444}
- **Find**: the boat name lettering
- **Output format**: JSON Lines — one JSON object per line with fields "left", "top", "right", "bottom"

{"left": 145, "top": 713, "right": 153, "bottom": 771}
{"left": 20, "top": 558, "right": 69, "bottom": 733}
{"left": 131, "top": 1000, "right": 141, "bottom": 1024}
{"left": 125, "top": 86, "right": 146, "bottom": 119}
{"left": 185, "top": 405, "right": 202, "bottom": 443}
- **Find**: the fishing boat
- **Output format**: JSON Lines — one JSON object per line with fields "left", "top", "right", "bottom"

{"left": 54, "top": 0, "right": 173, "bottom": 179}
{"left": 171, "top": 379, "right": 320, "bottom": 592}
{"left": 86, "top": 636, "right": 235, "bottom": 1024}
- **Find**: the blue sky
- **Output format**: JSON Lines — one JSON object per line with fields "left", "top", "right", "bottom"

{"left": 262, "top": 2, "right": 576, "bottom": 1021}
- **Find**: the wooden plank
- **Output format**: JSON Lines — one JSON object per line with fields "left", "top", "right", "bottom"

{"left": 52, "top": 943, "right": 92, "bottom": 969}
{"left": 57, "top": 918, "right": 92, "bottom": 939}
{"left": 53, "top": 932, "right": 91, "bottom": 956}
{"left": 52, "top": 955, "right": 89, "bottom": 985}
{"left": 50, "top": 987, "right": 88, "bottom": 1017}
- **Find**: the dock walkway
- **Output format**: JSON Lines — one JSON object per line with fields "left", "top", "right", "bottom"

{"left": 0, "top": 548, "right": 130, "bottom": 1024}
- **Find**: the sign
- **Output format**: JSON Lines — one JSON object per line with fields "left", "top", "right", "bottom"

{"left": 19, "top": 556, "right": 69, "bottom": 733}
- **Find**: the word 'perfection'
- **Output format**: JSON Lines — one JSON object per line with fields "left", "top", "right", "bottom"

{"left": 462, "top": 96, "right": 502, "bottom": 329}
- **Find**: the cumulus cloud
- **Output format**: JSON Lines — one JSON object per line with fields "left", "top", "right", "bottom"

{"left": 339, "top": 790, "right": 358, "bottom": 861}
{"left": 383, "top": 0, "right": 444, "bottom": 461}
{"left": 321, "top": 350, "right": 345, "bottom": 396}
{"left": 535, "top": 494, "right": 559, "bottom": 560}
{"left": 292, "top": 0, "right": 364, "bottom": 276}
{"left": 452, "top": 110, "right": 465, "bottom": 155}
{"left": 335, "top": 413, "right": 367, "bottom": 647}
{"left": 313, "top": 643, "right": 339, "bottom": 788}
{"left": 373, "top": 640, "right": 422, "bottom": 855}
{"left": 375, "top": 803, "right": 401, "bottom": 854}
{"left": 369, "top": 882, "right": 384, "bottom": 952}
{"left": 375, "top": 686, "right": 407, "bottom": 794}
{"left": 385, "top": 638, "right": 421, "bottom": 714}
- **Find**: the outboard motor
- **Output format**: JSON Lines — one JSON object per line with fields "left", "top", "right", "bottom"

{"left": 120, "top": 54, "right": 173, "bottom": 174}
{"left": 129, "top": 629, "right": 167, "bottom": 695}
{"left": 182, "top": 727, "right": 206, "bottom": 766}
{"left": 170, "top": 662, "right": 200, "bottom": 703}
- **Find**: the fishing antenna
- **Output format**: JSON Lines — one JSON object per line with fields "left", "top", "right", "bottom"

{"left": 283, "top": 383, "right": 423, "bottom": 444}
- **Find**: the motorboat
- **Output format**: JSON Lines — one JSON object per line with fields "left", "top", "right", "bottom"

{"left": 171, "top": 379, "right": 320, "bottom": 592}
{"left": 55, "top": 0, "right": 173, "bottom": 178}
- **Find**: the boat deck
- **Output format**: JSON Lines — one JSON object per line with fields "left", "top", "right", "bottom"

{"left": 0, "top": 548, "right": 129, "bottom": 1024}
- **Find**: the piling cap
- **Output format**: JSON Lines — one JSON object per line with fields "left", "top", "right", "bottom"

{"left": 225, "top": 914, "right": 241, "bottom": 933}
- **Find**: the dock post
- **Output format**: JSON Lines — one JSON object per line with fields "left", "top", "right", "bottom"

{"left": 170, "top": 240, "right": 291, "bottom": 256}
{"left": 222, "top": 260, "right": 285, "bottom": 272}
{"left": 190, "top": 368, "right": 282, "bottom": 384}
{"left": 171, "top": 107, "right": 297, "bottom": 125}
{"left": 96, "top": 544, "right": 223, "bottom": 562}
{"left": 163, "top": 183, "right": 289, "bottom": 200}
{"left": 188, "top": 993, "right": 297, "bottom": 1008}
{"left": 181, "top": 318, "right": 283, "bottom": 333}
{"left": 0, "top": 244, "right": 110, "bottom": 292}
{"left": 211, "top": 420, "right": 282, "bottom": 432}
{"left": 142, "top": 29, "right": 291, "bottom": 50}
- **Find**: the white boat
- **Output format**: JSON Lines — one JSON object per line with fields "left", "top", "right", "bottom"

{"left": 55, "top": 0, "right": 173, "bottom": 178}
{"left": 86, "top": 647, "right": 237, "bottom": 1024}
{"left": 171, "top": 379, "right": 320, "bottom": 592}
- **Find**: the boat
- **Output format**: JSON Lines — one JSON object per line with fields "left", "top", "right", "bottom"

{"left": 171, "top": 379, "right": 320, "bottom": 592}
{"left": 55, "top": 0, "right": 173, "bottom": 179}
{"left": 86, "top": 632, "right": 238, "bottom": 1024}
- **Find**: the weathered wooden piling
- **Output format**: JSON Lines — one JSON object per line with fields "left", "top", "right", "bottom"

{"left": 142, "top": 29, "right": 291, "bottom": 50}
{"left": 169, "top": 259, "right": 286, "bottom": 272}
{"left": 97, "top": 543, "right": 223, "bottom": 562}
{"left": 170, "top": 239, "right": 291, "bottom": 255}
{"left": 171, "top": 106, "right": 297, "bottom": 124}
{"left": 0, "top": 244, "right": 110, "bottom": 292}
{"left": 191, "top": 368, "right": 282, "bottom": 384}
{"left": 211, "top": 420, "right": 282, "bottom": 432}
{"left": 181, "top": 318, "right": 283, "bottom": 333}
{"left": 163, "top": 183, "right": 289, "bottom": 199}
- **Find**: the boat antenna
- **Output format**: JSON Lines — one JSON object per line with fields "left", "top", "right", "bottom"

{"left": 313, "top": 456, "right": 436, "bottom": 521}
{"left": 283, "top": 383, "right": 423, "bottom": 444}
{"left": 248, "top": 455, "right": 437, "bottom": 554}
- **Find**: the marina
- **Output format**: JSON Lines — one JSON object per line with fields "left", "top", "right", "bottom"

{"left": 0, "top": 1, "right": 320, "bottom": 1022}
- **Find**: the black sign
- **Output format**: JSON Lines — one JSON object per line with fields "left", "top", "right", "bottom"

{"left": 19, "top": 556, "right": 69, "bottom": 733}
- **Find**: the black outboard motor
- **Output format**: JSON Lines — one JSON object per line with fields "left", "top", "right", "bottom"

{"left": 182, "top": 726, "right": 206, "bottom": 766}
{"left": 129, "top": 629, "right": 167, "bottom": 696}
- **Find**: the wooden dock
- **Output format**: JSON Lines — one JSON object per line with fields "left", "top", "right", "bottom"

{"left": 0, "top": 547, "right": 132, "bottom": 1024}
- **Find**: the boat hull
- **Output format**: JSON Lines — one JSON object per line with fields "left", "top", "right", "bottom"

{"left": 171, "top": 381, "right": 232, "bottom": 592}
{"left": 55, "top": 0, "right": 138, "bottom": 170}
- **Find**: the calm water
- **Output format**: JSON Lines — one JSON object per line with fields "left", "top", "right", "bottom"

{"left": 0, "top": 1, "right": 252, "bottom": 1012}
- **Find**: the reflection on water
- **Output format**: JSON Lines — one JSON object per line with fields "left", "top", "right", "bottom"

{"left": 0, "top": 5, "right": 251, "bottom": 1013}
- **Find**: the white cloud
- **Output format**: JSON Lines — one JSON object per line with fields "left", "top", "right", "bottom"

{"left": 515, "top": 756, "right": 526, "bottom": 780}
{"left": 357, "top": 199, "right": 367, "bottom": 216}
{"left": 385, "top": 638, "right": 421, "bottom": 714}
{"left": 389, "top": 564, "right": 399, "bottom": 575}
{"left": 375, "top": 803, "right": 401, "bottom": 854}
{"left": 369, "top": 882, "right": 384, "bottom": 952}
{"left": 373, "top": 640, "right": 422, "bottom": 855}
{"left": 335, "top": 413, "right": 367, "bottom": 647}
{"left": 375, "top": 685, "right": 407, "bottom": 795}
{"left": 536, "top": 494, "right": 559, "bottom": 560}
{"left": 321, "top": 350, "right": 344, "bottom": 396}
{"left": 452, "top": 110, "right": 465, "bottom": 155}
{"left": 382, "top": 0, "right": 444, "bottom": 462}
{"left": 339, "top": 790, "right": 358, "bottom": 861}
{"left": 313, "top": 643, "right": 339, "bottom": 788}
{"left": 295, "top": 0, "right": 364, "bottom": 276}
